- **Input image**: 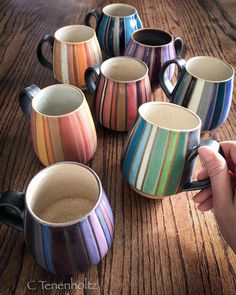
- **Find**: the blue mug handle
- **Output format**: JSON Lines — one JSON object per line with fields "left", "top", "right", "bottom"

{"left": 159, "top": 57, "right": 186, "bottom": 101}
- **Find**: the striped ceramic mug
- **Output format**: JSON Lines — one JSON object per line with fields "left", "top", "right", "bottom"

{"left": 37, "top": 25, "right": 102, "bottom": 89}
{"left": 121, "top": 102, "right": 223, "bottom": 199}
{"left": 124, "top": 28, "right": 183, "bottom": 89}
{"left": 85, "top": 57, "right": 152, "bottom": 131}
{"left": 159, "top": 56, "right": 234, "bottom": 131}
{"left": 85, "top": 3, "right": 142, "bottom": 57}
{"left": 0, "top": 162, "right": 114, "bottom": 274}
{"left": 19, "top": 84, "right": 97, "bottom": 166}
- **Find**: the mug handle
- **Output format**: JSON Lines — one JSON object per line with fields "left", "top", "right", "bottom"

{"left": 0, "top": 190, "right": 25, "bottom": 231}
{"left": 84, "top": 10, "right": 102, "bottom": 29}
{"left": 36, "top": 34, "right": 54, "bottom": 71}
{"left": 174, "top": 36, "right": 184, "bottom": 57}
{"left": 159, "top": 57, "right": 186, "bottom": 101}
{"left": 182, "top": 139, "right": 225, "bottom": 191}
{"left": 19, "top": 84, "right": 41, "bottom": 118}
{"left": 85, "top": 65, "right": 101, "bottom": 95}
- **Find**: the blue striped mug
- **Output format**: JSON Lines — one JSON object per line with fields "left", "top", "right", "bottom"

{"left": 85, "top": 3, "right": 142, "bottom": 58}
{"left": 159, "top": 56, "right": 234, "bottom": 131}
{"left": 0, "top": 162, "right": 114, "bottom": 274}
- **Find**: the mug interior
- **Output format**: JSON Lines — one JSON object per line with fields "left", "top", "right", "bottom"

{"left": 132, "top": 29, "right": 172, "bottom": 46}
{"left": 101, "top": 57, "right": 148, "bottom": 82}
{"left": 139, "top": 102, "right": 201, "bottom": 131}
{"left": 26, "top": 163, "right": 100, "bottom": 225}
{"left": 55, "top": 25, "right": 94, "bottom": 43}
{"left": 103, "top": 3, "right": 136, "bottom": 17}
{"left": 186, "top": 56, "right": 234, "bottom": 82}
{"left": 32, "top": 84, "right": 84, "bottom": 116}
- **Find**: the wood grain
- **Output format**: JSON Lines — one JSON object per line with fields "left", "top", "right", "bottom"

{"left": 0, "top": 0, "right": 235, "bottom": 294}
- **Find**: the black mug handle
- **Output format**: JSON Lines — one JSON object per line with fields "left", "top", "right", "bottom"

{"left": 182, "top": 139, "right": 224, "bottom": 191}
{"left": 36, "top": 34, "right": 54, "bottom": 71}
{"left": 84, "top": 10, "right": 102, "bottom": 29}
{"left": 159, "top": 57, "right": 186, "bottom": 101}
{"left": 0, "top": 190, "right": 25, "bottom": 231}
{"left": 85, "top": 65, "right": 101, "bottom": 95}
{"left": 174, "top": 36, "right": 184, "bottom": 57}
{"left": 19, "top": 84, "right": 41, "bottom": 118}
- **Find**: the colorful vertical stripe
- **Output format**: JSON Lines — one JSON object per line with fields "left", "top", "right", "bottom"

{"left": 125, "top": 38, "right": 177, "bottom": 89}
{"left": 121, "top": 116, "right": 199, "bottom": 197}
{"left": 53, "top": 36, "right": 102, "bottom": 89}
{"left": 95, "top": 13, "right": 142, "bottom": 57}
{"left": 170, "top": 70, "right": 234, "bottom": 131}
{"left": 24, "top": 189, "right": 114, "bottom": 274}
{"left": 94, "top": 74, "right": 151, "bottom": 131}
{"left": 31, "top": 100, "right": 97, "bottom": 166}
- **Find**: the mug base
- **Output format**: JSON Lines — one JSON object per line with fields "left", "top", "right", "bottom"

{"left": 130, "top": 184, "right": 166, "bottom": 200}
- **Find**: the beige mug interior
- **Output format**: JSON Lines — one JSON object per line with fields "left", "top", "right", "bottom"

{"left": 32, "top": 84, "right": 84, "bottom": 116}
{"left": 54, "top": 25, "right": 95, "bottom": 43}
{"left": 26, "top": 163, "right": 100, "bottom": 224}
{"left": 139, "top": 102, "right": 201, "bottom": 131}
{"left": 186, "top": 56, "right": 234, "bottom": 82}
{"left": 101, "top": 57, "right": 148, "bottom": 82}
{"left": 103, "top": 3, "right": 136, "bottom": 17}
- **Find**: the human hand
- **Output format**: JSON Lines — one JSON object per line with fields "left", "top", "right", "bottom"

{"left": 192, "top": 141, "right": 236, "bottom": 253}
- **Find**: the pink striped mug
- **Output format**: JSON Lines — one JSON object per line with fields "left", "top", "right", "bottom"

{"left": 85, "top": 57, "right": 152, "bottom": 131}
{"left": 19, "top": 84, "right": 97, "bottom": 166}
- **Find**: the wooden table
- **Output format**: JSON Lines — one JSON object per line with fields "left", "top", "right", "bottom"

{"left": 0, "top": 0, "right": 235, "bottom": 294}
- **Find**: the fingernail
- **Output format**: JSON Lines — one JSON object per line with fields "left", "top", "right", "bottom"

{"left": 199, "top": 147, "right": 214, "bottom": 162}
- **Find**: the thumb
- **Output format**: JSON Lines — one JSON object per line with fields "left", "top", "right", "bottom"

{"left": 198, "top": 146, "right": 233, "bottom": 208}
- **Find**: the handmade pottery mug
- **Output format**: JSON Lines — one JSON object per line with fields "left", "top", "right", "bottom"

{"left": 85, "top": 3, "right": 142, "bottom": 57}
{"left": 121, "top": 102, "right": 223, "bottom": 199}
{"left": 19, "top": 84, "right": 97, "bottom": 165}
{"left": 37, "top": 25, "right": 102, "bottom": 89}
{"left": 85, "top": 57, "right": 152, "bottom": 131}
{"left": 0, "top": 162, "right": 114, "bottom": 274}
{"left": 159, "top": 56, "right": 234, "bottom": 131}
{"left": 124, "top": 28, "right": 183, "bottom": 89}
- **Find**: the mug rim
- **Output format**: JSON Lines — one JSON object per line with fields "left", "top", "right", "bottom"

{"left": 100, "top": 56, "right": 149, "bottom": 83}
{"left": 25, "top": 162, "right": 103, "bottom": 227}
{"left": 31, "top": 84, "right": 86, "bottom": 118}
{"left": 131, "top": 28, "right": 174, "bottom": 48}
{"left": 138, "top": 101, "right": 202, "bottom": 132}
{"left": 102, "top": 3, "right": 137, "bottom": 18}
{"left": 185, "top": 56, "right": 235, "bottom": 83}
{"left": 54, "top": 25, "right": 96, "bottom": 44}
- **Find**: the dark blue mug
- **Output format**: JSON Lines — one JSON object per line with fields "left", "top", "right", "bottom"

{"left": 159, "top": 56, "right": 234, "bottom": 131}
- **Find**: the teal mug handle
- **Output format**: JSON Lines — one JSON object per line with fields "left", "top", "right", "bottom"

{"left": 159, "top": 57, "right": 186, "bottom": 101}
{"left": 182, "top": 139, "right": 225, "bottom": 191}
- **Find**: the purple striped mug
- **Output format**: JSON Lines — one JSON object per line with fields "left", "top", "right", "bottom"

{"left": 124, "top": 28, "right": 183, "bottom": 90}
{"left": 0, "top": 162, "right": 114, "bottom": 274}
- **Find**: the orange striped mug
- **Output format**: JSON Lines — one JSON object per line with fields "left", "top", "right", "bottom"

{"left": 37, "top": 25, "right": 102, "bottom": 89}
{"left": 19, "top": 84, "right": 97, "bottom": 166}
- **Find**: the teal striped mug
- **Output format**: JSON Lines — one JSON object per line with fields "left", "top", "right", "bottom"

{"left": 121, "top": 102, "right": 223, "bottom": 199}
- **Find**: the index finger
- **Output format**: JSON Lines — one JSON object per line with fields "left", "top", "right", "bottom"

{"left": 219, "top": 141, "right": 236, "bottom": 174}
